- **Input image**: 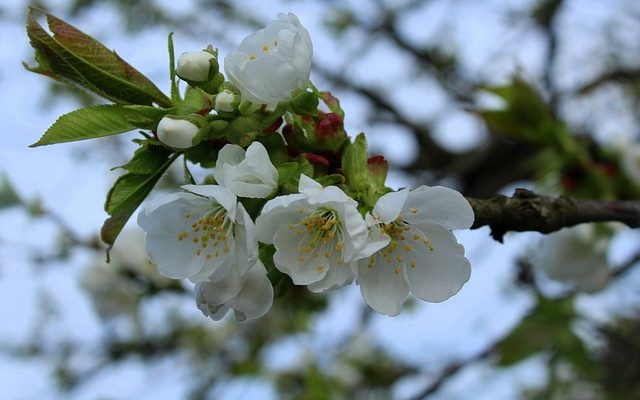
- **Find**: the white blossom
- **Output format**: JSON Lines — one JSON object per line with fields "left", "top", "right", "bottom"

{"left": 137, "top": 185, "right": 257, "bottom": 282}
{"left": 621, "top": 143, "right": 640, "bottom": 185}
{"left": 255, "top": 175, "right": 367, "bottom": 292}
{"left": 356, "top": 187, "right": 474, "bottom": 316}
{"left": 213, "top": 141, "right": 278, "bottom": 198}
{"left": 156, "top": 117, "right": 199, "bottom": 149}
{"left": 176, "top": 50, "right": 216, "bottom": 82}
{"left": 532, "top": 225, "right": 609, "bottom": 292}
{"left": 195, "top": 260, "right": 273, "bottom": 321}
{"left": 224, "top": 13, "right": 313, "bottom": 107}
{"left": 80, "top": 230, "right": 173, "bottom": 319}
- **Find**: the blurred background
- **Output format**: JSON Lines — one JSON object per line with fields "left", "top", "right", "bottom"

{"left": 1, "top": 0, "right": 640, "bottom": 398}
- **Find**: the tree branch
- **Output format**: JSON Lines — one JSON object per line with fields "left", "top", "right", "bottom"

{"left": 468, "top": 189, "right": 640, "bottom": 241}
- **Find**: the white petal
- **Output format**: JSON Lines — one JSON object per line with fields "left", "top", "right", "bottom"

{"left": 195, "top": 268, "right": 243, "bottom": 313}
{"left": 272, "top": 224, "right": 328, "bottom": 285}
{"left": 307, "top": 257, "right": 355, "bottom": 293}
{"left": 403, "top": 186, "right": 474, "bottom": 230}
{"left": 404, "top": 223, "right": 470, "bottom": 302}
{"left": 181, "top": 184, "right": 237, "bottom": 218}
{"left": 254, "top": 194, "right": 307, "bottom": 243}
{"left": 214, "top": 144, "right": 246, "bottom": 187}
{"left": 244, "top": 142, "right": 278, "bottom": 186}
{"left": 298, "top": 174, "right": 323, "bottom": 198}
{"left": 229, "top": 181, "right": 275, "bottom": 198}
{"left": 357, "top": 255, "right": 410, "bottom": 316}
{"left": 228, "top": 261, "right": 274, "bottom": 320}
{"left": 233, "top": 202, "right": 259, "bottom": 277}
{"left": 358, "top": 223, "right": 391, "bottom": 259}
{"left": 372, "top": 189, "right": 409, "bottom": 224}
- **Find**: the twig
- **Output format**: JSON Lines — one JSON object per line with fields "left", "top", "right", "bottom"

{"left": 468, "top": 189, "right": 640, "bottom": 242}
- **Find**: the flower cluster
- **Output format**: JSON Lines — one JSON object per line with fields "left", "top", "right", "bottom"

{"left": 126, "top": 13, "right": 475, "bottom": 320}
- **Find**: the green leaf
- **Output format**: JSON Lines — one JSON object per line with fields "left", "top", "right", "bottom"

{"left": 175, "top": 86, "right": 211, "bottom": 115}
{"left": 25, "top": 7, "right": 171, "bottom": 107}
{"left": 114, "top": 142, "right": 173, "bottom": 174}
{"left": 168, "top": 32, "right": 180, "bottom": 103}
{"left": 101, "top": 152, "right": 179, "bottom": 247}
{"left": 31, "top": 105, "right": 170, "bottom": 146}
{"left": 497, "top": 296, "right": 576, "bottom": 366}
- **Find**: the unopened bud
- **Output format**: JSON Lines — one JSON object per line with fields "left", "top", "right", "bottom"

{"left": 157, "top": 116, "right": 202, "bottom": 149}
{"left": 176, "top": 50, "right": 217, "bottom": 82}
{"left": 214, "top": 90, "right": 240, "bottom": 113}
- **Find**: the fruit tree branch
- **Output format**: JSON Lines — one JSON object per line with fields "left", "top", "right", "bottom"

{"left": 468, "top": 189, "right": 640, "bottom": 242}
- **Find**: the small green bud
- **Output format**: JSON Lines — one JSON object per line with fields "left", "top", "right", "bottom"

{"left": 226, "top": 116, "right": 258, "bottom": 147}
{"left": 342, "top": 133, "right": 369, "bottom": 192}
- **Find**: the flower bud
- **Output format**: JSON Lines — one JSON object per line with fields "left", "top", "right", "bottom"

{"left": 214, "top": 89, "right": 240, "bottom": 113}
{"left": 367, "top": 155, "right": 388, "bottom": 188}
{"left": 176, "top": 50, "right": 217, "bottom": 82}
{"left": 157, "top": 115, "right": 206, "bottom": 149}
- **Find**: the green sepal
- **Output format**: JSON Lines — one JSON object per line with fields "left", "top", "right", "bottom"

{"left": 25, "top": 7, "right": 171, "bottom": 107}
{"left": 315, "top": 174, "right": 345, "bottom": 187}
{"left": 205, "top": 119, "right": 229, "bottom": 139}
{"left": 183, "top": 142, "right": 220, "bottom": 168}
{"left": 291, "top": 90, "right": 319, "bottom": 116}
{"left": 342, "top": 133, "right": 369, "bottom": 192}
{"left": 31, "top": 105, "right": 171, "bottom": 147}
{"left": 227, "top": 116, "right": 258, "bottom": 147}
{"left": 277, "top": 162, "right": 300, "bottom": 186}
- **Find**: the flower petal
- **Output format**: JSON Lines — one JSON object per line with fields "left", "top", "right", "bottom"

{"left": 233, "top": 202, "right": 259, "bottom": 277}
{"left": 298, "top": 174, "right": 323, "bottom": 198}
{"left": 214, "top": 144, "right": 246, "bottom": 187}
{"left": 403, "top": 186, "right": 474, "bottom": 230}
{"left": 307, "top": 257, "right": 355, "bottom": 293}
{"left": 228, "top": 261, "right": 274, "bottom": 321}
{"left": 357, "top": 254, "right": 410, "bottom": 316}
{"left": 372, "top": 189, "right": 409, "bottom": 224}
{"left": 404, "top": 223, "right": 470, "bottom": 302}
{"left": 272, "top": 224, "right": 329, "bottom": 285}
{"left": 181, "top": 185, "right": 237, "bottom": 218}
{"left": 255, "top": 194, "right": 307, "bottom": 243}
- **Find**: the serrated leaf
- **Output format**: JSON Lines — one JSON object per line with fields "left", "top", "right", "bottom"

{"left": 31, "top": 105, "right": 170, "bottom": 146}
{"left": 101, "top": 152, "right": 179, "bottom": 247}
{"left": 114, "top": 143, "right": 173, "bottom": 174}
{"left": 25, "top": 7, "right": 171, "bottom": 107}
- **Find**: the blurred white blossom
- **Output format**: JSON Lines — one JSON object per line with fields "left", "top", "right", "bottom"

{"left": 532, "top": 225, "right": 610, "bottom": 292}
{"left": 195, "top": 260, "right": 273, "bottom": 321}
